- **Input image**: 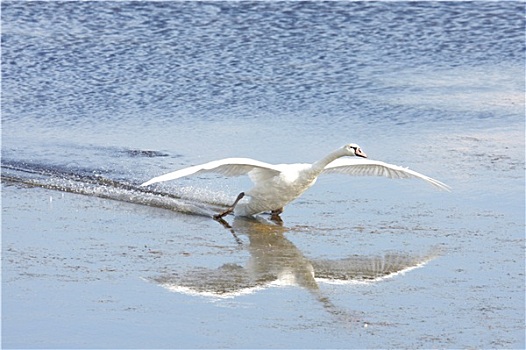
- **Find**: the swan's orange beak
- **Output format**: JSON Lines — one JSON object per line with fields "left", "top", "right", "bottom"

{"left": 356, "top": 148, "right": 367, "bottom": 158}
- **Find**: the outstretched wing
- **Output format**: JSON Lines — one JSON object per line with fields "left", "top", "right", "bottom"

{"left": 322, "top": 158, "right": 450, "bottom": 191}
{"left": 141, "top": 158, "right": 281, "bottom": 187}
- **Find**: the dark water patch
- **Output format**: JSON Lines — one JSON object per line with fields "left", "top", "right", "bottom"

{"left": 123, "top": 149, "right": 170, "bottom": 158}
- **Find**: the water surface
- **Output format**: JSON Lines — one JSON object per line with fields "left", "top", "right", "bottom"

{"left": 2, "top": 2, "right": 524, "bottom": 348}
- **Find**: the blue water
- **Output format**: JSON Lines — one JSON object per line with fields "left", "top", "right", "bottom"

{"left": 2, "top": 1, "right": 523, "bottom": 127}
{"left": 2, "top": 2, "right": 525, "bottom": 349}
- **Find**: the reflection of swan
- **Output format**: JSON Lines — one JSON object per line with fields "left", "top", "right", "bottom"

{"left": 141, "top": 144, "right": 450, "bottom": 219}
{"left": 151, "top": 217, "right": 441, "bottom": 319}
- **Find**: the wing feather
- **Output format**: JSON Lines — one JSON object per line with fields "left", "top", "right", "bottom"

{"left": 322, "top": 158, "right": 451, "bottom": 191}
{"left": 141, "top": 158, "right": 281, "bottom": 187}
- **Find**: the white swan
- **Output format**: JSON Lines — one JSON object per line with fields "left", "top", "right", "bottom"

{"left": 141, "top": 144, "right": 450, "bottom": 219}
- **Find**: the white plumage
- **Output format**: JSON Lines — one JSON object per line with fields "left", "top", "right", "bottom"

{"left": 141, "top": 144, "right": 450, "bottom": 218}
{"left": 322, "top": 158, "right": 449, "bottom": 189}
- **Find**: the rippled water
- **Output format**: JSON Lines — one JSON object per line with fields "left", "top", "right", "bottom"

{"left": 2, "top": 2, "right": 524, "bottom": 349}
{"left": 2, "top": 1, "right": 523, "bottom": 127}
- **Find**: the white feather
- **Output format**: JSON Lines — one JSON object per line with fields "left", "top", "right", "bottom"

{"left": 322, "top": 158, "right": 451, "bottom": 191}
{"left": 140, "top": 158, "right": 281, "bottom": 187}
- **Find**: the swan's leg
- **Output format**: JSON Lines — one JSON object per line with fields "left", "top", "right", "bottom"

{"left": 270, "top": 207, "right": 284, "bottom": 223}
{"left": 213, "top": 192, "right": 245, "bottom": 220}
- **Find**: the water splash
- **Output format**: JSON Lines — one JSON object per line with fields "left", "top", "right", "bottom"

{"left": 1, "top": 160, "right": 230, "bottom": 217}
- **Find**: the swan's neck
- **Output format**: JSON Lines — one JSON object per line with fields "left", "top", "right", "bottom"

{"left": 311, "top": 148, "right": 345, "bottom": 173}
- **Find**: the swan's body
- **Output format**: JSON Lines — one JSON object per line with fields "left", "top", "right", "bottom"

{"left": 141, "top": 144, "right": 450, "bottom": 218}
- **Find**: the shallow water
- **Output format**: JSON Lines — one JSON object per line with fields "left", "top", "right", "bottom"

{"left": 2, "top": 2, "right": 525, "bottom": 349}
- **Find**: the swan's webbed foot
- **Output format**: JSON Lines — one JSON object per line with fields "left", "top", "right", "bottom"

{"left": 213, "top": 192, "right": 245, "bottom": 220}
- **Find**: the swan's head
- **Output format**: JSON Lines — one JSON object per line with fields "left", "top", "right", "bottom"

{"left": 343, "top": 143, "right": 367, "bottom": 158}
